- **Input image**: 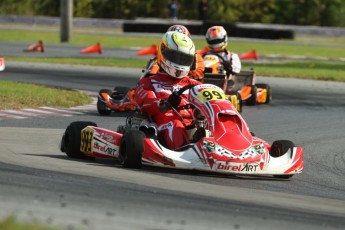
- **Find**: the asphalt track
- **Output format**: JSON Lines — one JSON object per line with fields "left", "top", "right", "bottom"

{"left": 0, "top": 61, "right": 345, "bottom": 229}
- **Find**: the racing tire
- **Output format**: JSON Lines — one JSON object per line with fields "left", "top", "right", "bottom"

{"left": 61, "top": 121, "right": 97, "bottom": 159}
{"left": 245, "top": 85, "right": 258, "bottom": 106}
{"left": 228, "top": 91, "right": 243, "bottom": 113}
{"left": 256, "top": 83, "right": 272, "bottom": 104}
{"left": 269, "top": 140, "right": 295, "bottom": 158}
{"left": 97, "top": 89, "right": 112, "bottom": 116}
{"left": 119, "top": 130, "right": 145, "bottom": 169}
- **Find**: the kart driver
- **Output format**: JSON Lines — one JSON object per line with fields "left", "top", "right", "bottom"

{"left": 143, "top": 25, "right": 205, "bottom": 81}
{"left": 167, "top": 25, "right": 205, "bottom": 80}
{"left": 198, "top": 25, "right": 241, "bottom": 75}
{"left": 135, "top": 31, "right": 201, "bottom": 150}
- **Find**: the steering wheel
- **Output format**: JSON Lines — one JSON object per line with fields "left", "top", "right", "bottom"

{"left": 201, "top": 52, "right": 233, "bottom": 75}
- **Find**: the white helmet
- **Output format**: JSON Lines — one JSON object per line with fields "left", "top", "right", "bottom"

{"left": 205, "top": 26, "right": 228, "bottom": 51}
{"left": 157, "top": 31, "right": 195, "bottom": 79}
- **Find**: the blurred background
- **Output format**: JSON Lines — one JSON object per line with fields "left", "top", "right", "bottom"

{"left": 0, "top": 0, "right": 345, "bottom": 27}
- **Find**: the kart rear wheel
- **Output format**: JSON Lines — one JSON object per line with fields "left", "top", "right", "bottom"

{"left": 256, "top": 83, "right": 272, "bottom": 104}
{"left": 245, "top": 85, "right": 258, "bottom": 106}
{"left": 120, "top": 130, "right": 145, "bottom": 169}
{"left": 97, "top": 89, "right": 112, "bottom": 116}
{"left": 269, "top": 140, "right": 295, "bottom": 158}
{"left": 61, "top": 121, "right": 97, "bottom": 159}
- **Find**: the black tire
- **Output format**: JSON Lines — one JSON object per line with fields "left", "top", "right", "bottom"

{"left": 256, "top": 83, "right": 272, "bottom": 104}
{"left": 245, "top": 85, "right": 258, "bottom": 106}
{"left": 97, "top": 100, "right": 111, "bottom": 115}
{"left": 97, "top": 89, "right": 112, "bottom": 116}
{"left": 269, "top": 140, "right": 295, "bottom": 158}
{"left": 61, "top": 121, "right": 97, "bottom": 159}
{"left": 119, "top": 130, "right": 145, "bottom": 169}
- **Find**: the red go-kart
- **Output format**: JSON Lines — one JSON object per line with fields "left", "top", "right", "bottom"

{"left": 60, "top": 83, "right": 303, "bottom": 178}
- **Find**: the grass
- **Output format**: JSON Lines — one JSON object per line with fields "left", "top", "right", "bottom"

{"left": 0, "top": 216, "right": 59, "bottom": 230}
{"left": 243, "top": 61, "right": 345, "bottom": 81}
{"left": 1, "top": 29, "right": 345, "bottom": 58}
{"left": 0, "top": 80, "right": 92, "bottom": 110}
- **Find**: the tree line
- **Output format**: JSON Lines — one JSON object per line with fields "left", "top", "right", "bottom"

{"left": 0, "top": 0, "right": 344, "bottom": 27}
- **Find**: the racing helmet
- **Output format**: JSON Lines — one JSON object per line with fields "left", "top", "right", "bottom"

{"left": 167, "top": 24, "right": 191, "bottom": 37}
{"left": 157, "top": 31, "right": 196, "bottom": 79}
{"left": 205, "top": 26, "right": 228, "bottom": 51}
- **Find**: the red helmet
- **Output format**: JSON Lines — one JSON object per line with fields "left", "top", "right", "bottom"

{"left": 167, "top": 25, "right": 191, "bottom": 37}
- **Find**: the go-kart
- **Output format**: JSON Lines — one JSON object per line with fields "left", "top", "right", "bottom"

{"left": 97, "top": 86, "right": 137, "bottom": 115}
{"left": 203, "top": 52, "right": 271, "bottom": 105}
{"left": 60, "top": 83, "right": 303, "bottom": 178}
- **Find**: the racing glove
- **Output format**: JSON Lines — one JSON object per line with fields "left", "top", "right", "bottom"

{"left": 231, "top": 53, "right": 242, "bottom": 74}
{"left": 158, "top": 100, "right": 170, "bottom": 113}
{"left": 167, "top": 91, "right": 181, "bottom": 108}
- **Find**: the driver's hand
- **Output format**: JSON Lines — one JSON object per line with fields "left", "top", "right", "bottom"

{"left": 167, "top": 92, "right": 181, "bottom": 108}
{"left": 158, "top": 100, "right": 170, "bottom": 113}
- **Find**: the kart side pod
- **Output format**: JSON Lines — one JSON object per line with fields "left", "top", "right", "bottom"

{"left": 60, "top": 121, "right": 123, "bottom": 159}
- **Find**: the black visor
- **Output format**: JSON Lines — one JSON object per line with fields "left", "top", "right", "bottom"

{"left": 162, "top": 49, "right": 195, "bottom": 66}
{"left": 207, "top": 37, "right": 226, "bottom": 45}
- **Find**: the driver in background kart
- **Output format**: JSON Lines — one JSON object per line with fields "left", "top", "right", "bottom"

{"left": 135, "top": 31, "right": 201, "bottom": 150}
{"left": 198, "top": 25, "right": 241, "bottom": 75}
{"left": 144, "top": 25, "right": 205, "bottom": 81}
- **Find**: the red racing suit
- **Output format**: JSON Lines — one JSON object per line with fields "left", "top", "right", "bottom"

{"left": 135, "top": 72, "right": 201, "bottom": 150}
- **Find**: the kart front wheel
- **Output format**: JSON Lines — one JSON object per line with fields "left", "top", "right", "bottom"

{"left": 270, "top": 140, "right": 296, "bottom": 179}
{"left": 61, "top": 121, "right": 97, "bottom": 159}
{"left": 119, "top": 130, "right": 145, "bottom": 169}
{"left": 269, "top": 140, "right": 295, "bottom": 158}
{"left": 97, "top": 100, "right": 111, "bottom": 115}
{"left": 97, "top": 89, "right": 112, "bottom": 115}
{"left": 228, "top": 91, "right": 243, "bottom": 113}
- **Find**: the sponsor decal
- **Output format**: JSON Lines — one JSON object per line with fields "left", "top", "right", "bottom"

{"left": 217, "top": 162, "right": 259, "bottom": 172}
{"left": 80, "top": 128, "right": 93, "bottom": 153}
{"left": 100, "top": 132, "right": 114, "bottom": 143}
{"left": 254, "top": 144, "right": 265, "bottom": 155}
{"left": 94, "top": 142, "right": 117, "bottom": 156}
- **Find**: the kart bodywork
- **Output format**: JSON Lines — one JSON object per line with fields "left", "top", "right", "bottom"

{"left": 61, "top": 84, "right": 303, "bottom": 178}
{"left": 203, "top": 53, "right": 271, "bottom": 105}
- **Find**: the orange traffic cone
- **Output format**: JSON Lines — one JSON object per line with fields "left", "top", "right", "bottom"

{"left": 137, "top": 44, "right": 157, "bottom": 56}
{"left": 23, "top": 40, "right": 44, "bottom": 52}
{"left": 239, "top": 49, "right": 258, "bottom": 60}
{"left": 80, "top": 42, "right": 102, "bottom": 54}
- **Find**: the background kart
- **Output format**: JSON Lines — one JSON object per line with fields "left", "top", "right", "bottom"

{"left": 97, "top": 86, "right": 136, "bottom": 115}
{"left": 203, "top": 53, "right": 272, "bottom": 105}
{"left": 61, "top": 83, "right": 303, "bottom": 179}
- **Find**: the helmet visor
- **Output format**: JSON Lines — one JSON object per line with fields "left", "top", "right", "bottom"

{"left": 207, "top": 37, "right": 226, "bottom": 45}
{"left": 162, "top": 49, "right": 195, "bottom": 66}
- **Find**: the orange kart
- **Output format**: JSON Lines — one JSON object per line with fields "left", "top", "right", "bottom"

{"left": 97, "top": 86, "right": 137, "bottom": 115}
{"left": 202, "top": 53, "right": 271, "bottom": 105}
